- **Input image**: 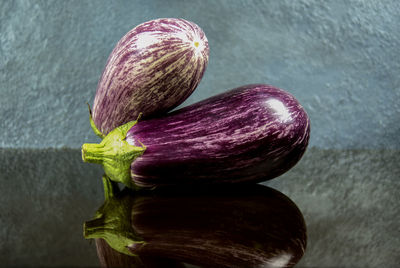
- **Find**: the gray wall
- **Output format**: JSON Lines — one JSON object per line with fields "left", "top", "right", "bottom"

{"left": 1, "top": 0, "right": 399, "bottom": 149}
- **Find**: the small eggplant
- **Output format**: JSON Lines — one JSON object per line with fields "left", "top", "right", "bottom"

{"left": 91, "top": 18, "right": 209, "bottom": 136}
{"left": 82, "top": 84, "right": 310, "bottom": 189}
{"left": 84, "top": 176, "right": 307, "bottom": 268}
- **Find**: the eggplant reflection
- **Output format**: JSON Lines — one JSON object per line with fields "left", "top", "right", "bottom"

{"left": 95, "top": 238, "right": 184, "bottom": 268}
{"left": 84, "top": 176, "right": 306, "bottom": 268}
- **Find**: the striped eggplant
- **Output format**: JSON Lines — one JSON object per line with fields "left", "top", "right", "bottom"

{"left": 91, "top": 18, "right": 209, "bottom": 136}
{"left": 82, "top": 84, "right": 310, "bottom": 189}
{"left": 84, "top": 176, "right": 307, "bottom": 268}
{"left": 95, "top": 239, "right": 185, "bottom": 268}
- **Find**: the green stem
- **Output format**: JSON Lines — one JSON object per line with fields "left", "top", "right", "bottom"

{"left": 81, "top": 143, "right": 106, "bottom": 164}
{"left": 102, "top": 174, "right": 119, "bottom": 201}
{"left": 87, "top": 102, "right": 106, "bottom": 139}
{"left": 81, "top": 120, "right": 146, "bottom": 189}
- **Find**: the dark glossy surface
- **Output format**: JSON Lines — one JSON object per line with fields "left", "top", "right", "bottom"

{"left": 0, "top": 148, "right": 399, "bottom": 267}
{"left": 84, "top": 183, "right": 306, "bottom": 267}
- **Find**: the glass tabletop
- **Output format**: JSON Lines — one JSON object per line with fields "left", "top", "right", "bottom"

{"left": 0, "top": 148, "right": 398, "bottom": 267}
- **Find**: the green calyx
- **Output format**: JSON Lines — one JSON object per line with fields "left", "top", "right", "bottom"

{"left": 83, "top": 175, "right": 145, "bottom": 256}
{"left": 81, "top": 119, "right": 146, "bottom": 189}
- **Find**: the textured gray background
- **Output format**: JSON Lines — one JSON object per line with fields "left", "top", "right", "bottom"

{"left": 1, "top": 0, "right": 399, "bottom": 149}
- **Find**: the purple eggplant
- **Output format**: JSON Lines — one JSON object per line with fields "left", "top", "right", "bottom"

{"left": 95, "top": 238, "right": 185, "bottom": 268}
{"left": 91, "top": 18, "right": 209, "bottom": 136}
{"left": 82, "top": 84, "right": 310, "bottom": 189}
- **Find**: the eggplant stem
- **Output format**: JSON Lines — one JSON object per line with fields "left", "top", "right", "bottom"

{"left": 136, "top": 112, "right": 143, "bottom": 122}
{"left": 102, "top": 174, "right": 120, "bottom": 201}
{"left": 87, "top": 102, "right": 106, "bottom": 139}
{"left": 81, "top": 120, "right": 146, "bottom": 189}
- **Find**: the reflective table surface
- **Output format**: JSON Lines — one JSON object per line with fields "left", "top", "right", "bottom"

{"left": 0, "top": 148, "right": 399, "bottom": 267}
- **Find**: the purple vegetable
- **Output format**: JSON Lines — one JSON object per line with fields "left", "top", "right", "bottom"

{"left": 95, "top": 238, "right": 184, "bottom": 268}
{"left": 91, "top": 18, "right": 209, "bottom": 135}
{"left": 82, "top": 84, "right": 310, "bottom": 189}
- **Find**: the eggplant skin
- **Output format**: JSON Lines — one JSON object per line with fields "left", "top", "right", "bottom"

{"left": 126, "top": 84, "right": 310, "bottom": 188}
{"left": 92, "top": 18, "right": 209, "bottom": 135}
{"left": 95, "top": 238, "right": 185, "bottom": 268}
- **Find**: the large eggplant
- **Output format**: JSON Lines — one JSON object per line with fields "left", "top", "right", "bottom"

{"left": 82, "top": 84, "right": 310, "bottom": 189}
{"left": 91, "top": 18, "right": 209, "bottom": 136}
{"left": 84, "top": 176, "right": 307, "bottom": 268}
{"left": 95, "top": 237, "right": 184, "bottom": 268}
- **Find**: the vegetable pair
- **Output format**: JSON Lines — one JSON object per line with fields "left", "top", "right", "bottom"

{"left": 82, "top": 18, "right": 310, "bottom": 190}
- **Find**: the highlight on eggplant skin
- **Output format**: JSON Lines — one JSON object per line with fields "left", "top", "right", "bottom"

{"left": 84, "top": 178, "right": 307, "bottom": 268}
{"left": 127, "top": 84, "right": 310, "bottom": 188}
{"left": 91, "top": 18, "right": 209, "bottom": 135}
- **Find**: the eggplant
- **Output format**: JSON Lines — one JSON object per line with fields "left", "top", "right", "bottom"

{"left": 82, "top": 84, "right": 310, "bottom": 189}
{"left": 95, "top": 238, "right": 185, "bottom": 268}
{"left": 84, "top": 176, "right": 307, "bottom": 268}
{"left": 91, "top": 18, "right": 209, "bottom": 136}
